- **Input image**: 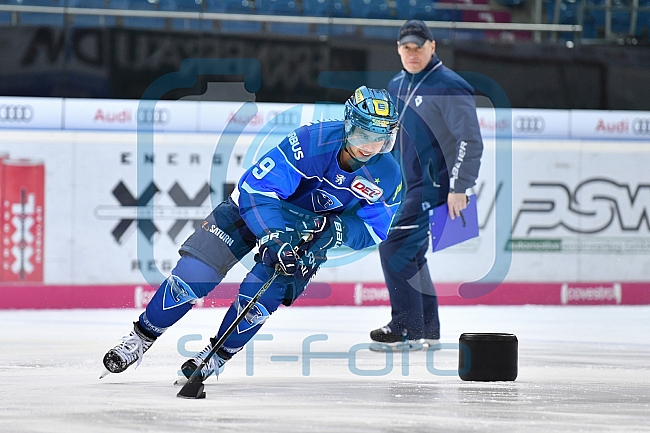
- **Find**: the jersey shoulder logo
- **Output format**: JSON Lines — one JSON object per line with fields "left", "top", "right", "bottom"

{"left": 351, "top": 176, "right": 383, "bottom": 202}
{"left": 311, "top": 189, "right": 344, "bottom": 212}
{"left": 415, "top": 95, "right": 423, "bottom": 107}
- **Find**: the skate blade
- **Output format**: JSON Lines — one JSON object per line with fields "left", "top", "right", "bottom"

{"left": 369, "top": 342, "right": 424, "bottom": 352}
{"left": 99, "top": 368, "right": 111, "bottom": 379}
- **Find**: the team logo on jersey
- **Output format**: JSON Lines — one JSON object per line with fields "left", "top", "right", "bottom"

{"left": 235, "top": 294, "right": 270, "bottom": 333}
{"left": 335, "top": 174, "right": 346, "bottom": 185}
{"left": 415, "top": 95, "right": 423, "bottom": 107}
{"left": 312, "top": 189, "right": 343, "bottom": 212}
{"left": 162, "top": 275, "right": 198, "bottom": 310}
{"left": 351, "top": 176, "right": 383, "bottom": 202}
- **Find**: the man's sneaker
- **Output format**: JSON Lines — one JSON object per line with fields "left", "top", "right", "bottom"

{"left": 180, "top": 339, "right": 229, "bottom": 381}
{"left": 103, "top": 322, "right": 156, "bottom": 374}
{"left": 369, "top": 325, "right": 423, "bottom": 352}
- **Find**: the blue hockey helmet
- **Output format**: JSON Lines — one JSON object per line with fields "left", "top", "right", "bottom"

{"left": 344, "top": 86, "right": 399, "bottom": 154}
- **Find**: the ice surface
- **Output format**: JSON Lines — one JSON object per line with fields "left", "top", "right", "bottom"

{"left": 1, "top": 305, "right": 649, "bottom": 432}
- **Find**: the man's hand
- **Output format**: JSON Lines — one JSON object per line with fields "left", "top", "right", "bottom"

{"left": 258, "top": 231, "right": 297, "bottom": 275}
{"left": 447, "top": 193, "right": 468, "bottom": 220}
{"left": 296, "top": 214, "right": 347, "bottom": 253}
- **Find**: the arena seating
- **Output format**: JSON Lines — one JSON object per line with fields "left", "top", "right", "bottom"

{"left": 2, "top": 0, "right": 647, "bottom": 42}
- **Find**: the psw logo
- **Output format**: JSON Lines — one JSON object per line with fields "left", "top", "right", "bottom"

{"left": 513, "top": 178, "right": 650, "bottom": 236}
{"left": 351, "top": 176, "right": 383, "bottom": 202}
{"left": 97, "top": 181, "right": 213, "bottom": 244}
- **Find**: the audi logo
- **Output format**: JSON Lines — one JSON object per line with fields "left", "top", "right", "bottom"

{"left": 514, "top": 116, "right": 545, "bottom": 133}
{"left": 137, "top": 108, "right": 170, "bottom": 125}
{"left": 632, "top": 118, "right": 650, "bottom": 135}
{"left": 0, "top": 105, "right": 33, "bottom": 122}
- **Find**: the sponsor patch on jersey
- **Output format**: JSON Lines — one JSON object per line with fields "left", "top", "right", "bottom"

{"left": 311, "top": 189, "right": 343, "bottom": 212}
{"left": 351, "top": 176, "right": 383, "bottom": 202}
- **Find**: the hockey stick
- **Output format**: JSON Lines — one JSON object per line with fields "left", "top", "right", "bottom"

{"left": 177, "top": 236, "right": 310, "bottom": 399}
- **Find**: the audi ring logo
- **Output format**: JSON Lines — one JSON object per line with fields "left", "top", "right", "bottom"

{"left": 514, "top": 116, "right": 545, "bottom": 133}
{"left": 0, "top": 105, "right": 33, "bottom": 123}
{"left": 632, "top": 118, "right": 650, "bottom": 135}
{"left": 137, "top": 108, "right": 171, "bottom": 125}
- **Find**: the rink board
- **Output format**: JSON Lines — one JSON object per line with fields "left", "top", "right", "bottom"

{"left": 1, "top": 97, "right": 650, "bottom": 308}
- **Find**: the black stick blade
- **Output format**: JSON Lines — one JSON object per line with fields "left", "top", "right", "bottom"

{"left": 177, "top": 381, "right": 206, "bottom": 399}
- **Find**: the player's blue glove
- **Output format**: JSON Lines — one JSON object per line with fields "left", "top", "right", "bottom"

{"left": 258, "top": 230, "right": 298, "bottom": 275}
{"left": 296, "top": 214, "right": 347, "bottom": 254}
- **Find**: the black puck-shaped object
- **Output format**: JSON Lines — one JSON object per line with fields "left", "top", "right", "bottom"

{"left": 458, "top": 333, "right": 518, "bottom": 381}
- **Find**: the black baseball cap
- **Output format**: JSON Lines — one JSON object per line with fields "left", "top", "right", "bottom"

{"left": 398, "top": 20, "right": 434, "bottom": 47}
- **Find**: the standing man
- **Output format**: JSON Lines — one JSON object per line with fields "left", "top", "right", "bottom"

{"left": 370, "top": 20, "right": 484, "bottom": 350}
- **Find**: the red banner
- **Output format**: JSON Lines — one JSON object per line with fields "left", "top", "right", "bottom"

{"left": 1, "top": 159, "right": 45, "bottom": 282}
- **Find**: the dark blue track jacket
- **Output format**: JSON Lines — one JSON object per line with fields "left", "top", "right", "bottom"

{"left": 387, "top": 55, "right": 483, "bottom": 214}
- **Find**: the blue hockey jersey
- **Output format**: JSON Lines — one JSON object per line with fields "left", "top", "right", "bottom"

{"left": 233, "top": 120, "right": 403, "bottom": 251}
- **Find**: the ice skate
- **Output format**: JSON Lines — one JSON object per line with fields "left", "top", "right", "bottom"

{"left": 101, "top": 322, "right": 156, "bottom": 376}
{"left": 369, "top": 325, "right": 424, "bottom": 352}
{"left": 178, "top": 339, "right": 228, "bottom": 383}
{"left": 419, "top": 338, "right": 440, "bottom": 348}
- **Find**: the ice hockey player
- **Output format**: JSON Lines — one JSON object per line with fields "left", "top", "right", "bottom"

{"left": 101, "top": 86, "right": 403, "bottom": 381}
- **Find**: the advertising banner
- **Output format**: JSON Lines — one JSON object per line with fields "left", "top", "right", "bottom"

{"left": 0, "top": 97, "right": 63, "bottom": 130}
{"left": 1, "top": 159, "right": 45, "bottom": 282}
{"left": 63, "top": 98, "right": 198, "bottom": 132}
{"left": 476, "top": 108, "right": 571, "bottom": 140}
{"left": 571, "top": 110, "right": 650, "bottom": 139}
{"left": 1, "top": 100, "right": 649, "bottom": 308}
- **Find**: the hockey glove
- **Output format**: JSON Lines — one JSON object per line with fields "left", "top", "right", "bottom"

{"left": 258, "top": 230, "right": 298, "bottom": 275}
{"left": 296, "top": 214, "right": 347, "bottom": 254}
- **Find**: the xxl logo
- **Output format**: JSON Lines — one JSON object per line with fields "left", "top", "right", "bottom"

{"left": 513, "top": 178, "right": 650, "bottom": 236}
{"left": 100, "top": 181, "right": 212, "bottom": 244}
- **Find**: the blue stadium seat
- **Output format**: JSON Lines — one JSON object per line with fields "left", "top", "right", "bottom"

{"left": 302, "top": 0, "right": 348, "bottom": 17}
{"left": 331, "top": 0, "right": 348, "bottom": 16}
{"left": 170, "top": 0, "right": 213, "bottom": 31}
{"left": 257, "top": 0, "right": 299, "bottom": 15}
{"left": 302, "top": 0, "right": 329, "bottom": 16}
{"left": 203, "top": 0, "right": 225, "bottom": 12}
{"left": 67, "top": 0, "right": 126, "bottom": 27}
{"left": 256, "top": 0, "right": 310, "bottom": 35}
{"left": 221, "top": 0, "right": 253, "bottom": 13}
{"left": 122, "top": 0, "right": 175, "bottom": 30}
{"left": 394, "top": 0, "right": 436, "bottom": 20}
{"left": 214, "top": 0, "right": 262, "bottom": 33}
{"left": 175, "top": 0, "right": 204, "bottom": 11}
{"left": 10, "top": 0, "right": 66, "bottom": 26}
{"left": 348, "top": 0, "right": 393, "bottom": 19}
{"left": 580, "top": 0, "right": 633, "bottom": 37}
